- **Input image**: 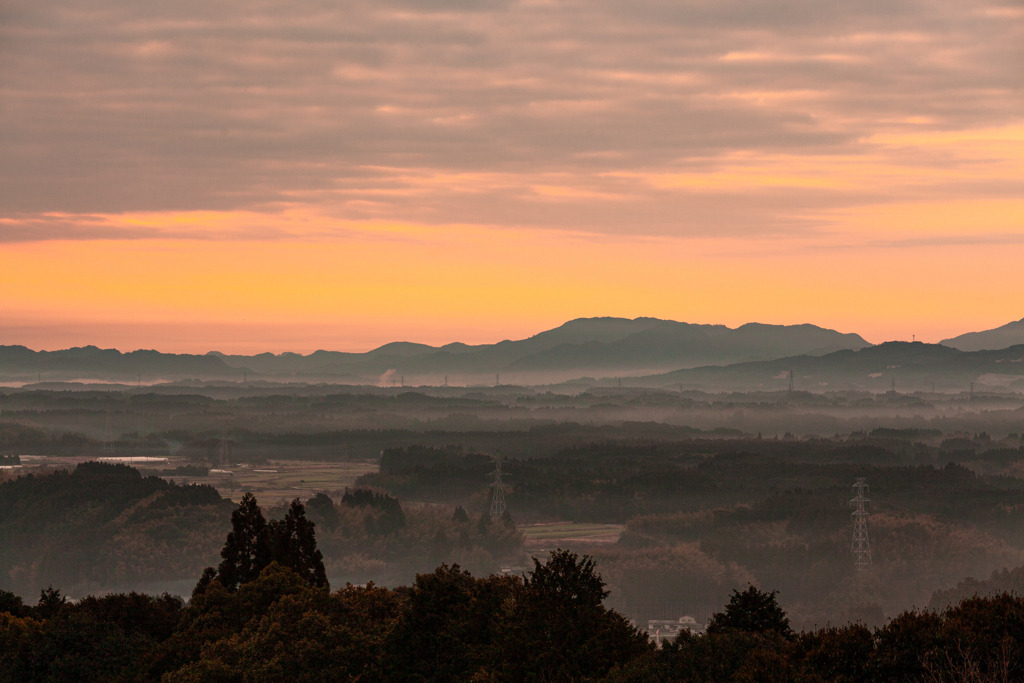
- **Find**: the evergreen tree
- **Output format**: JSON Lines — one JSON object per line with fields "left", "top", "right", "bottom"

{"left": 452, "top": 505, "right": 470, "bottom": 523}
{"left": 269, "top": 498, "right": 329, "bottom": 589}
{"left": 196, "top": 494, "right": 328, "bottom": 595}
{"left": 214, "top": 492, "right": 272, "bottom": 591}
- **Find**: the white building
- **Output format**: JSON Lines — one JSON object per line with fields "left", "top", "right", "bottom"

{"left": 647, "top": 615, "right": 703, "bottom": 647}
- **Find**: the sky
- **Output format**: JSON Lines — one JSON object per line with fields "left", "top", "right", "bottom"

{"left": 1, "top": 0, "right": 1022, "bottom": 353}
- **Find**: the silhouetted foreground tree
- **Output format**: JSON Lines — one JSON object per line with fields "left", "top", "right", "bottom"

{"left": 5, "top": 553, "right": 1024, "bottom": 682}
{"left": 195, "top": 493, "right": 327, "bottom": 595}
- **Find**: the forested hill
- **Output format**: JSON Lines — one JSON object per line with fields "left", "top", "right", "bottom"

{"left": 0, "top": 463, "right": 233, "bottom": 597}
{"left": 0, "top": 317, "right": 869, "bottom": 384}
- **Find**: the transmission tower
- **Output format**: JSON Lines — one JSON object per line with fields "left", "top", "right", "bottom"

{"left": 788, "top": 370, "right": 794, "bottom": 394}
{"left": 219, "top": 431, "right": 230, "bottom": 467}
{"left": 850, "top": 478, "right": 872, "bottom": 572}
{"left": 488, "top": 455, "right": 511, "bottom": 518}
{"left": 102, "top": 407, "right": 115, "bottom": 455}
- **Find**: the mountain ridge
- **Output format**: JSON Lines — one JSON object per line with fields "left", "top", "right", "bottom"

{"left": 0, "top": 317, "right": 870, "bottom": 384}
{"left": 621, "top": 341, "right": 1024, "bottom": 393}
{"left": 942, "top": 317, "right": 1024, "bottom": 352}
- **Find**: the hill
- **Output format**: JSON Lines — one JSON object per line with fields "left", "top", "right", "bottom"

{"left": 0, "top": 346, "right": 241, "bottom": 384}
{"left": 942, "top": 317, "right": 1024, "bottom": 351}
{"left": 625, "top": 341, "right": 1024, "bottom": 392}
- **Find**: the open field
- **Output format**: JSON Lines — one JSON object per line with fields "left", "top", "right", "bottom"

{"left": 1, "top": 455, "right": 378, "bottom": 506}
{"left": 174, "top": 461, "right": 379, "bottom": 504}
{"left": 520, "top": 522, "right": 624, "bottom": 550}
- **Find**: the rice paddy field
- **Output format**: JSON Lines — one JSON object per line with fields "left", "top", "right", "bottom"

{"left": 519, "top": 522, "right": 624, "bottom": 550}
{"left": 181, "top": 461, "right": 379, "bottom": 504}
{"left": 6, "top": 455, "right": 379, "bottom": 506}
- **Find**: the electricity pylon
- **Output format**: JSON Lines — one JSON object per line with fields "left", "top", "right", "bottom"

{"left": 850, "top": 478, "right": 872, "bottom": 572}
{"left": 489, "top": 455, "right": 511, "bottom": 518}
{"left": 219, "top": 431, "right": 230, "bottom": 467}
{"left": 102, "top": 408, "right": 115, "bottom": 455}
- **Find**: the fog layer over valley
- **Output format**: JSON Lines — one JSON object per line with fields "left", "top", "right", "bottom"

{"left": 2, "top": 379, "right": 1024, "bottom": 632}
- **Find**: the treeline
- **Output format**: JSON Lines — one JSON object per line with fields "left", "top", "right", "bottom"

{"left": 363, "top": 444, "right": 1024, "bottom": 524}
{"left": 364, "top": 444, "right": 1024, "bottom": 627}
{"left": 3, "top": 555, "right": 1024, "bottom": 683}
{"left": 0, "top": 422, "right": 96, "bottom": 455}
{"left": 0, "top": 462, "right": 233, "bottom": 597}
{"left": 610, "top": 588, "right": 1024, "bottom": 683}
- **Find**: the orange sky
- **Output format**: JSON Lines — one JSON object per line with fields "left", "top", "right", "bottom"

{"left": 1, "top": 0, "right": 1022, "bottom": 353}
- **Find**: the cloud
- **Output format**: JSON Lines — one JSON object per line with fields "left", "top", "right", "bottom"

{"left": 0, "top": 0, "right": 1021, "bottom": 241}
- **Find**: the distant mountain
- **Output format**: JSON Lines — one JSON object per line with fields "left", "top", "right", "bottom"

{"left": 208, "top": 318, "right": 871, "bottom": 384}
{"left": 0, "top": 318, "right": 871, "bottom": 385}
{"left": 625, "top": 342, "right": 1024, "bottom": 393}
{"left": 942, "top": 318, "right": 1024, "bottom": 352}
{"left": 0, "top": 345, "right": 240, "bottom": 383}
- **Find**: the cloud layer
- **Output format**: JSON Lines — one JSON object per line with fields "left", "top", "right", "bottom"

{"left": 2, "top": 0, "right": 1021, "bottom": 240}
{"left": 1, "top": 0, "right": 1022, "bottom": 351}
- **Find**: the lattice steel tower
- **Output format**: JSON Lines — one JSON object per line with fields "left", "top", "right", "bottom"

{"left": 102, "top": 407, "right": 115, "bottom": 455}
{"left": 850, "top": 478, "right": 872, "bottom": 571}
{"left": 489, "top": 456, "right": 511, "bottom": 518}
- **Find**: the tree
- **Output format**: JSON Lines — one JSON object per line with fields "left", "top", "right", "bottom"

{"left": 452, "top": 505, "right": 470, "bottom": 523}
{"left": 203, "top": 492, "right": 272, "bottom": 593}
{"left": 706, "top": 586, "right": 794, "bottom": 640}
{"left": 191, "top": 567, "right": 218, "bottom": 599}
{"left": 0, "top": 590, "right": 27, "bottom": 618}
{"left": 197, "top": 494, "right": 327, "bottom": 595}
{"left": 269, "top": 498, "right": 328, "bottom": 589}
{"left": 35, "top": 586, "right": 66, "bottom": 620}
{"left": 305, "top": 492, "right": 339, "bottom": 531}
{"left": 384, "top": 564, "right": 519, "bottom": 682}
{"left": 495, "top": 549, "right": 650, "bottom": 682}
